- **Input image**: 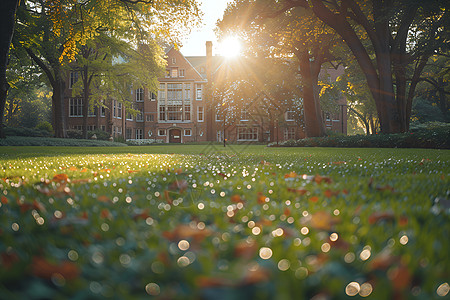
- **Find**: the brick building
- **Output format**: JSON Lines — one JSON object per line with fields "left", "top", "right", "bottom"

{"left": 65, "top": 42, "right": 347, "bottom": 143}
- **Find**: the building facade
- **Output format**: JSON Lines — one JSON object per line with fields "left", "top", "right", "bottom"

{"left": 65, "top": 42, "right": 347, "bottom": 143}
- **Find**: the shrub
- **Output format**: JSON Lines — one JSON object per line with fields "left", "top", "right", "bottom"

{"left": 268, "top": 122, "right": 449, "bottom": 149}
{"left": 4, "top": 126, "right": 53, "bottom": 137}
{"left": 66, "top": 129, "right": 83, "bottom": 139}
{"left": 88, "top": 129, "right": 110, "bottom": 141}
{"left": 0, "top": 136, "right": 127, "bottom": 147}
{"left": 35, "top": 121, "right": 54, "bottom": 135}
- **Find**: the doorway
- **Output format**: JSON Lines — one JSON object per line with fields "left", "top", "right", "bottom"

{"left": 169, "top": 129, "right": 181, "bottom": 143}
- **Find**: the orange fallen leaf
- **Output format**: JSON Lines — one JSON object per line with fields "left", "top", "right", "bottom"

{"left": 389, "top": 264, "right": 412, "bottom": 290}
{"left": 31, "top": 256, "right": 80, "bottom": 280}
{"left": 162, "top": 224, "right": 211, "bottom": 242}
{"left": 284, "top": 171, "right": 297, "bottom": 178}
{"left": 231, "top": 194, "right": 243, "bottom": 203}
{"left": 257, "top": 192, "right": 266, "bottom": 204}
{"left": 314, "top": 175, "right": 332, "bottom": 184}
{"left": 97, "top": 195, "right": 111, "bottom": 203}
{"left": 52, "top": 174, "right": 69, "bottom": 183}
{"left": 309, "top": 196, "right": 319, "bottom": 202}
{"left": 68, "top": 166, "right": 78, "bottom": 171}
{"left": 100, "top": 208, "right": 112, "bottom": 219}
{"left": 128, "top": 170, "right": 140, "bottom": 173}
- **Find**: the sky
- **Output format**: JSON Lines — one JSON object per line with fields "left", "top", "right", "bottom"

{"left": 179, "top": 0, "right": 234, "bottom": 57}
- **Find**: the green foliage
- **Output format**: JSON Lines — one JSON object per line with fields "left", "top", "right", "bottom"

{"left": 411, "top": 97, "right": 447, "bottom": 123}
{"left": 0, "top": 136, "right": 126, "bottom": 147}
{"left": 270, "top": 122, "right": 450, "bottom": 149}
{"left": 35, "top": 121, "right": 53, "bottom": 134}
{"left": 0, "top": 146, "right": 448, "bottom": 298}
{"left": 3, "top": 126, "right": 53, "bottom": 138}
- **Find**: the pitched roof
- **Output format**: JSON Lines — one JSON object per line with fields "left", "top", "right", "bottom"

{"left": 185, "top": 56, "right": 226, "bottom": 79}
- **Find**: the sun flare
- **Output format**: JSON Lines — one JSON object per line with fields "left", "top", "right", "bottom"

{"left": 220, "top": 37, "right": 241, "bottom": 58}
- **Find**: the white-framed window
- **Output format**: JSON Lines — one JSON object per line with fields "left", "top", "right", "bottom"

{"left": 117, "top": 102, "right": 122, "bottom": 119}
{"left": 179, "top": 69, "right": 185, "bottom": 77}
{"left": 136, "top": 129, "right": 143, "bottom": 139}
{"left": 184, "top": 105, "right": 191, "bottom": 121}
{"left": 197, "top": 106, "right": 204, "bottom": 122}
{"left": 73, "top": 125, "right": 83, "bottom": 130}
{"left": 136, "top": 88, "right": 144, "bottom": 102}
{"left": 184, "top": 129, "right": 191, "bottom": 136}
{"left": 159, "top": 106, "right": 166, "bottom": 121}
{"left": 126, "top": 128, "right": 132, "bottom": 139}
{"left": 285, "top": 111, "right": 295, "bottom": 121}
{"left": 325, "top": 113, "right": 331, "bottom": 121}
{"left": 196, "top": 84, "right": 202, "bottom": 100}
{"left": 159, "top": 83, "right": 166, "bottom": 100}
{"left": 158, "top": 129, "right": 166, "bottom": 136}
{"left": 69, "top": 98, "right": 83, "bottom": 117}
{"left": 171, "top": 57, "right": 176, "bottom": 64}
{"left": 165, "top": 69, "right": 170, "bottom": 78}
{"left": 184, "top": 83, "right": 191, "bottom": 100}
{"left": 100, "top": 125, "right": 106, "bottom": 131}
{"left": 284, "top": 127, "right": 296, "bottom": 140}
{"left": 146, "top": 114, "right": 154, "bottom": 122}
{"left": 150, "top": 92, "right": 156, "bottom": 101}
{"left": 171, "top": 69, "right": 178, "bottom": 78}
{"left": 117, "top": 126, "right": 122, "bottom": 135}
{"left": 240, "top": 108, "right": 249, "bottom": 121}
{"left": 136, "top": 109, "right": 144, "bottom": 122}
{"left": 69, "top": 72, "right": 78, "bottom": 89}
{"left": 113, "top": 100, "right": 117, "bottom": 118}
{"left": 237, "top": 127, "right": 258, "bottom": 141}
{"left": 87, "top": 125, "right": 96, "bottom": 131}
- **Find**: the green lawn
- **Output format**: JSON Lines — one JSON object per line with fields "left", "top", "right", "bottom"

{"left": 0, "top": 145, "right": 449, "bottom": 299}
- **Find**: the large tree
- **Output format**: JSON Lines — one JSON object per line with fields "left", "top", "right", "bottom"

{"left": 72, "top": 34, "right": 164, "bottom": 139}
{"left": 0, "top": 0, "right": 20, "bottom": 138}
{"left": 4, "top": 0, "right": 201, "bottom": 138}
{"left": 218, "top": 1, "right": 343, "bottom": 137}
{"left": 258, "top": 0, "right": 448, "bottom": 133}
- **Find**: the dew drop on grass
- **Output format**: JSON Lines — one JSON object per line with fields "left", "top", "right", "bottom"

{"left": 437, "top": 283, "right": 449, "bottom": 297}
{"left": 259, "top": 247, "right": 273, "bottom": 259}
{"left": 345, "top": 282, "right": 360, "bottom": 296}
{"left": 145, "top": 283, "right": 160, "bottom": 296}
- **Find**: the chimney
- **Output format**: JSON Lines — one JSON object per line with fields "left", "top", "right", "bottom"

{"left": 205, "top": 41, "right": 214, "bottom": 141}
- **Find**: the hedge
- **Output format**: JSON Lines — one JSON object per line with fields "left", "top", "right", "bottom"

{"left": 269, "top": 122, "right": 449, "bottom": 149}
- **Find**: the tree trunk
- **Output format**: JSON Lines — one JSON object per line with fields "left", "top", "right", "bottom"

{"left": 82, "top": 65, "right": 89, "bottom": 139}
{"left": 297, "top": 50, "right": 325, "bottom": 137}
{"left": 52, "top": 78, "right": 67, "bottom": 138}
{"left": 0, "top": 0, "right": 19, "bottom": 138}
